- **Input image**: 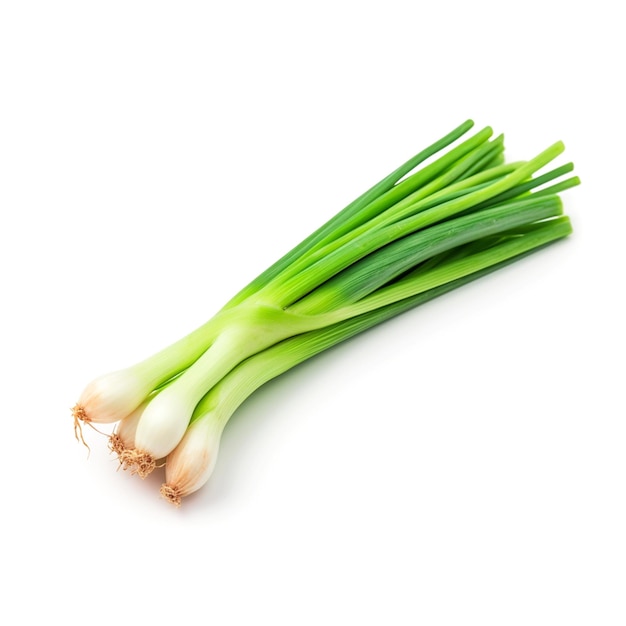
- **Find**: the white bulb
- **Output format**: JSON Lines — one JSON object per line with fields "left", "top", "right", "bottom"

{"left": 76, "top": 368, "right": 147, "bottom": 424}
{"left": 134, "top": 387, "right": 197, "bottom": 460}
{"left": 161, "top": 415, "right": 224, "bottom": 505}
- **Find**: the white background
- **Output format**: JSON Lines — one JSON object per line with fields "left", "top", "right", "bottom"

{"left": 1, "top": 1, "right": 624, "bottom": 624}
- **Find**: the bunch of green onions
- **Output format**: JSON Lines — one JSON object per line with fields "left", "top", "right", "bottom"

{"left": 73, "top": 119, "right": 578, "bottom": 506}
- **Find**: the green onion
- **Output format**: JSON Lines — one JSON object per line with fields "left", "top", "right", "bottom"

{"left": 73, "top": 119, "right": 578, "bottom": 499}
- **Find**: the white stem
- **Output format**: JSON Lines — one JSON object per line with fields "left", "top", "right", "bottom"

{"left": 162, "top": 413, "right": 225, "bottom": 503}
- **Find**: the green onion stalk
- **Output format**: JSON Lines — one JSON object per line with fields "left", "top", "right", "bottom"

{"left": 72, "top": 120, "right": 578, "bottom": 495}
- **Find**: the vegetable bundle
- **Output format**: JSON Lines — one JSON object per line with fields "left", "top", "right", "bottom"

{"left": 73, "top": 120, "right": 578, "bottom": 506}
